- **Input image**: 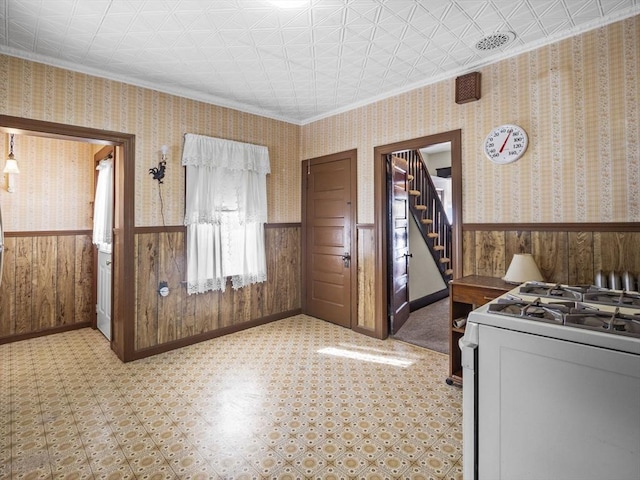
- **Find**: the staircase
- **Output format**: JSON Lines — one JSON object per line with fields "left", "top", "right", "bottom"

{"left": 394, "top": 150, "right": 453, "bottom": 282}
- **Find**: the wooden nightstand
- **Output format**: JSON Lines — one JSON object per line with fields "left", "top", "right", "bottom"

{"left": 446, "top": 275, "right": 512, "bottom": 386}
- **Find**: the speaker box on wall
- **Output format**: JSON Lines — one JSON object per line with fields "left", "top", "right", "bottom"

{"left": 455, "top": 72, "right": 481, "bottom": 104}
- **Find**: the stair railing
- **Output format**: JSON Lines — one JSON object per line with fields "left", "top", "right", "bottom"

{"left": 392, "top": 150, "right": 453, "bottom": 280}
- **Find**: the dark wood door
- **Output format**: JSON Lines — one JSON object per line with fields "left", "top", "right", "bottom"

{"left": 389, "top": 155, "right": 410, "bottom": 333}
{"left": 304, "top": 156, "right": 353, "bottom": 328}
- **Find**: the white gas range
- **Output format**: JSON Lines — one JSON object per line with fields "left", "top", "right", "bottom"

{"left": 460, "top": 281, "right": 640, "bottom": 480}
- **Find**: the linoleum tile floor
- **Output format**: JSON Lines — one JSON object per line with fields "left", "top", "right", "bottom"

{"left": 0, "top": 315, "right": 463, "bottom": 480}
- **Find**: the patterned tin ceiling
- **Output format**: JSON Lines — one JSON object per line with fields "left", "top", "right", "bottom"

{"left": 1, "top": 0, "right": 639, "bottom": 124}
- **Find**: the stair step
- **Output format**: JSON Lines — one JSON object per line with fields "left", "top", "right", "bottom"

{"left": 427, "top": 232, "right": 439, "bottom": 238}
{"left": 420, "top": 218, "right": 433, "bottom": 225}
{"left": 409, "top": 189, "right": 420, "bottom": 196}
{"left": 415, "top": 205, "right": 427, "bottom": 211}
{"left": 407, "top": 174, "right": 414, "bottom": 181}
{"left": 433, "top": 245, "right": 445, "bottom": 251}
{"left": 444, "top": 269, "right": 453, "bottom": 275}
{"left": 440, "top": 257, "right": 451, "bottom": 264}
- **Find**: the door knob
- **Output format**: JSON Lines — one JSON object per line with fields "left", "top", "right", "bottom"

{"left": 341, "top": 252, "right": 351, "bottom": 268}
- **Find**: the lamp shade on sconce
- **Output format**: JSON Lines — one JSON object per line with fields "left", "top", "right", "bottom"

{"left": 503, "top": 253, "right": 544, "bottom": 284}
{"left": 3, "top": 158, "right": 19, "bottom": 174}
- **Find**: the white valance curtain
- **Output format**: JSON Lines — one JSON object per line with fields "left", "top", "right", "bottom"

{"left": 92, "top": 158, "right": 113, "bottom": 249}
{"left": 182, "top": 133, "right": 270, "bottom": 294}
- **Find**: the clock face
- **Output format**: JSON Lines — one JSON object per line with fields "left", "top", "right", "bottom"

{"left": 483, "top": 124, "right": 528, "bottom": 164}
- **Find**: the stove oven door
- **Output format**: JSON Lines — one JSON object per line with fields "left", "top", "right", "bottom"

{"left": 459, "top": 322, "right": 479, "bottom": 480}
{"left": 476, "top": 325, "right": 640, "bottom": 480}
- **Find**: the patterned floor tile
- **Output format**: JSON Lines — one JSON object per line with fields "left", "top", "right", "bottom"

{"left": 1, "top": 315, "right": 463, "bottom": 478}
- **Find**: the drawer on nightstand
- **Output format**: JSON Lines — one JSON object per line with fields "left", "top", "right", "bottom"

{"left": 452, "top": 284, "right": 505, "bottom": 306}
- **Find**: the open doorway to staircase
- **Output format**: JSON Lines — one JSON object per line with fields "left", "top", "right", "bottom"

{"left": 373, "top": 130, "right": 462, "bottom": 341}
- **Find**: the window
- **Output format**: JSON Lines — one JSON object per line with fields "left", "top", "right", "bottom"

{"left": 182, "top": 134, "right": 270, "bottom": 294}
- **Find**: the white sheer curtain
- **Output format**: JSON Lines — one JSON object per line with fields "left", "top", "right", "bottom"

{"left": 182, "top": 133, "right": 270, "bottom": 294}
{"left": 92, "top": 158, "right": 113, "bottom": 250}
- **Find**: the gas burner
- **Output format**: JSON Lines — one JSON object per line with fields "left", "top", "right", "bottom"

{"left": 583, "top": 290, "right": 640, "bottom": 308}
{"left": 488, "top": 298, "right": 573, "bottom": 324}
{"left": 519, "top": 282, "right": 590, "bottom": 301}
{"left": 565, "top": 309, "right": 640, "bottom": 338}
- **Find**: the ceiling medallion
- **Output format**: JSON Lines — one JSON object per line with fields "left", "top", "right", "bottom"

{"left": 475, "top": 31, "right": 516, "bottom": 51}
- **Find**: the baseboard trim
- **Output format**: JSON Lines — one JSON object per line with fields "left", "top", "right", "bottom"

{"left": 410, "top": 288, "right": 449, "bottom": 312}
{"left": 129, "top": 308, "right": 302, "bottom": 361}
{"left": 0, "top": 322, "right": 92, "bottom": 345}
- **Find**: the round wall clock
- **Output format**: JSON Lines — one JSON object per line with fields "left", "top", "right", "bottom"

{"left": 483, "top": 124, "right": 528, "bottom": 164}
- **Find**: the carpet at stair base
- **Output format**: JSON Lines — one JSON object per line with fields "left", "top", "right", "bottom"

{"left": 393, "top": 297, "right": 449, "bottom": 354}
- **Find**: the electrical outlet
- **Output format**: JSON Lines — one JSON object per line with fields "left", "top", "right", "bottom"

{"left": 158, "top": 281, "right": 169, "bottom": 297}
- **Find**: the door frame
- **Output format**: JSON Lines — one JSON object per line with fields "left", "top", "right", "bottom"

{"left": 301, "top": 149, "right": 358, "bottom": 329}
{"left": 374, "top": 130, "right": 462, "bottom": 339}
{"left": 0, "top": 114, "right": 135, "bottom": 361}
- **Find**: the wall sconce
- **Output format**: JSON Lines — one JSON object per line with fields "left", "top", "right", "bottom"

{"left": 3, "top": 134, "right": 20, "bottom": 193}
{"left": 503, "top": 253, "right": 544, "bottom": 284}
{"left": 149, "top": 144, "right": 168, "bottom": 184}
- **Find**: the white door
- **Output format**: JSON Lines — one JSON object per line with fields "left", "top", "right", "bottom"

{"left": 97, "top": 248, "right": 112, "bottom": 340}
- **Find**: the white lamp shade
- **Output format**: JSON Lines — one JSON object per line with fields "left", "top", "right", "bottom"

{"left": 3, "top": 158, "right": 20, "bottom": 174}
{"left": 503, "top": 253, "right": 544, "bottom": 284}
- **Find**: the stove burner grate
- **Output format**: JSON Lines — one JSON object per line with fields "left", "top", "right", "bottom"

{"left": 489, "top": 298, "right": 572, "bottom": 324}
{"left": 582, "top": 290, "right": 640, "bottom": 308}
{"left": 565, "top": 309, "right": 640, "bottom": 337}
{"left": 488, "top": 297, "right": 640, "bottom": 338}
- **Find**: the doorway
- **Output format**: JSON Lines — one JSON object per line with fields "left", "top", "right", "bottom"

{"left": 302, "top": 150, "right": 357, "bottom": 329}
{"left": 94, "top": 146, "right": 114, "bottom": 340}
{"left": 373, "top": 130, "right": 462, "bottom": 339}
{"left": 0, "top": 114, "right": 135, "bottom": 361}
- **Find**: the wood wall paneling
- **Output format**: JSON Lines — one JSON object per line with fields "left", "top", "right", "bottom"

{"left": 505, "top": 231, "right": 532, "bottom": 259}
{"left": 133, "top": 225, "right": 301, "bottom": 353}
{"left": 264, "top": 226, "right": 301, "bottom": 315}
{"left": 157, "top": 232, "right": 184, "bottom": 344}
{"left": 0, "top": 233, "right": 93, "bottom": 342}
{"left": 135, "top": 233, "right": 159, "bottom": 350}
{"left": 56, "top": 235, "right": 76, "bottom": 326}
{"left": 462, "top": 230, "right": 475, "bottom": 277}
{"left": 568, "top": 232, "right": 595, "bottom": 284}
{"left": 531, "top": 231, "right": 569, "bottom": 284}
{"left": 0, "top": 237, "right": 16, "bottom": 336}
{"left": 194, "top": 290, "right": 220, "bottom": 334}
{"left": 34, "top": 236, "right": 57, "bottom": 331}
{"left": 474, "top": 231, "right": 506, "bottom": 278}
{"left": 15, "top": 237, "right": 34, "bottom": 334}
{"left": 74, "top": 235, "right": 94, "bottom": 323}
{"left": 462, "top": 227, "right": 640, "bottom": 285}
{"left": 594, "top": 232, "right": 640, "bottom": 275}
{"left": 357, "top": 226, "right": 375, "bottom": 330}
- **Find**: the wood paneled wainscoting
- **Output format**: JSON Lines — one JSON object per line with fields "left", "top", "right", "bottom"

{"left": 462, "top": 224, "right": 640, "bottom": 284}
{"left": 133, "top": 223, "right": 301, "bottom": 357}
{"left": 0, "top": 231, "right": 93, "bottom": 342}
{"left": 356, "top": 224, "right": 376, "bottom": 332}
